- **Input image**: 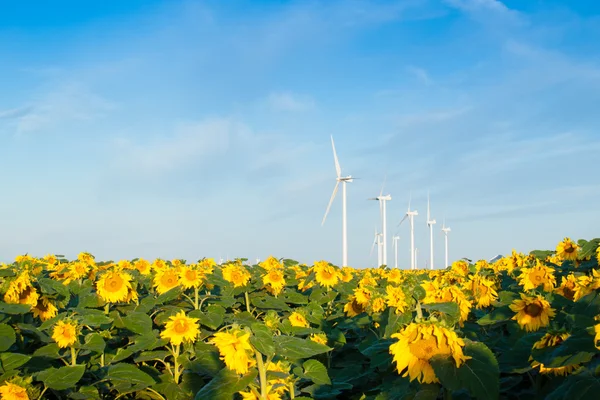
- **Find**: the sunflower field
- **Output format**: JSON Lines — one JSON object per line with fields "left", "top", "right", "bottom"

{"left": 1, "top": 238, "right": 600, "bottom": 400}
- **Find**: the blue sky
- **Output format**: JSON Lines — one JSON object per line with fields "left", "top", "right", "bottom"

{"left": 1, "top": 0, "right": 599, "bottom": 268}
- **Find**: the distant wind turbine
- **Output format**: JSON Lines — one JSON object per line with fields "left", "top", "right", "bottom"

{"left": 322, "top": 136, "right": 353, "bottom": 267}
{"left": 369, "top": 177, "right": 391, "bottom": 266}
{"left": 442, "top": 219, "right": 451, "bottom": 268}
{"left": 426, "top": 193, "right": 436, "bottom": 270}
{"left": 392, "top": 235, "right": 400, "bottom": 269}
{"left": 398, "top": 194, "right": 418, "bottom": 270}
{"left": 370, "top": 227, "right": 383, "bottom": 267}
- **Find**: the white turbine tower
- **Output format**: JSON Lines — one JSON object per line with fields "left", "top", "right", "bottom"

{"left": 442, "top": 220, "right": 451, "bottom": 268}
{"left": 398, "top": 196, "right": 419, "bottom": 270}
{"left": 426, "top": 193, "right": 436, "bottom": 270}
{"left": 369, "top": 178, "right": 391, "bottom": 266}
{"left": 370, "top": 228, "right": 383, "bottom": 267}
{"left": 322, "top": 136, "right": 353, "bottom": 267}
{"left": 392, "top": 235, "right": 400, "bottom": 269}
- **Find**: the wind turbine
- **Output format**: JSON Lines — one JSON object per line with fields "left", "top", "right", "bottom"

{"left": 426, "top": 193, "right": 436, "bottom": 270}
{"left": 322, "top": 136, "right": 353, "bottom": 267}
{"left": 369, "top": 177, "right": 391, "bottom": 266}
{"left": 392, "top": 235, "right": 400, "bottom": 269}
{"left": 398, "top": 195, "right": 419, "bottom": 270}
{"left": 370, "top": 228, "right": 383, "bottom": 267}
{"left": 442, "top": 220, "right": 451, "bottom": 268}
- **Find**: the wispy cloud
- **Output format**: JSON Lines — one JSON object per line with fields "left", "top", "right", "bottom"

{"left": 406, "top": 65, "right": 433, "bottom": 85}
{"left": 266, "top": 92, "right": 315, "bottom": 112}
{"left": 0, "top": 106, "right": 33, "bottom": 120}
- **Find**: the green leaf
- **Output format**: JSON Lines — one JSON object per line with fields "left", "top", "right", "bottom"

{"left": 194, "top": 368, "right": 258, "bottom": 400}
{"left": 0, "top": 323, "right": 16, "bottom": 352}
{"left": 106, "top": 363, "right": 156, "bottom": 388}
{"left": 0, "top": 302, "right": 31, "bottom": 314}
{"left": 546, "top": 369, "right": 600, "bottom": 400}
{"left": 531, "top": 331, "right": 596, "bottom": 368}
{"left": 37, "top": 365, "right": 86, "bottom": 390}
{"left": 0, "top": 353, "right": 31, "bottom": 373}
{"left": 413, "top": 286, "right": 426, "bottom": 301}
{"left": 250, "top": 323, "right": 276, "bottom": 357}
{"left": 155, "top": 287, "right": 182, "bottom": 305}
{"left": 122, "top": 311, "right": 153, "bottom": 335}
{"left": 38, "top": 278, "right": 70, "bottom": 297}
{"left": 77, "top": 310, "right": 113, "bottom": 327}
{"left": 431, "top": 341, "right": 499, "bottom": 400}
{"left": 303, "top": 359, "right": 331, "bottom": 385}
{"left": 477, "top": 306, "right": 513, "bottom": 326}
{"left": 197, "top": 304, "right": 226, "bottom": 330}
{"left": 33, "top": 343, "right": 61, "bottom": 359}
{"left": 383, "top": 310, "right": 412, "bottom": 339}
{"left": 81, "top": 333, "right": 106, "bottom": 354}
{"left": 250, "top": 294, "right": 291, "bottom": 311}
{"left": 274, "top": 335, "right": 332, "bottom": 359}
{"left": 68, "top": 386, "right": 100, "bottom": 400}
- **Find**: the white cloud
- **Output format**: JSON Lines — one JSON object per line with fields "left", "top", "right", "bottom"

{"left": 0, "top": 106, "right": 32, "bottom": 120}
{"left": 406, "top": 65, "right": 433, "bottom": 85}
{"left": 266, "top": 92, "right": 315, "bottom": 112}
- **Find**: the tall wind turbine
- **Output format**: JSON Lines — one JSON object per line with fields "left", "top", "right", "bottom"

{"left": 322, "top": 136, "right": 353, "bottom": 267}
{"left": 369, "top": 178, "right": 391, "bottom": 266}
{"left": 426, "top": 193, "right": 436, "bottom": 270}
{"left": 397, "top": 195, "right": 419, "bottom": 270}
{"left": 370, "top": 228, "right": 383, "bottom": 267}
{"left": 392, "top": 235, "right": 400, "bottom": 269}
{"left": 442, "top": 220, "right": 451, "bottom": 268}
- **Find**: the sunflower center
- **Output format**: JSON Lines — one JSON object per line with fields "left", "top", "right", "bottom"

{"left": 36, "top": 299, "right": 48, "bottom": 312}
{"left": 321, "top": 270, "right": 332, "bottom": 280}
{"left": 525, "top": 303, "right": 543, "bottom": 317}
{"left": 174, "top": 320, "right": 188, "bottom": 334}
{"left": 478, "top": 285, "right": 488, "bottom": 296}
{"left": 161, "top": 272, "right": 177, "bottom": 286}
{"left": 564, "top": 245, "right": 575, "bottom": 254}
{"left": 105, "top": 275, "right": 124, "bottom": 292}
{"left": 409, "top": 337, "right": 440, "bottom": 361}
{"left": 562, "top": 287, "right": 575, "bottom": 300}
{"left": 269, "top": 271, "right": 282, "bottom": 282}
{"left": 185, "top": 270, "right": 197, "bottom": 281}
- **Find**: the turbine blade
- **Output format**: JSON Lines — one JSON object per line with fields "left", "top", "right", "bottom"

{"left": 321, "top": 181, "right": 340, "bottom": 226}
{"left": 427, "top": 192, "right": 430, "bottom": 221}
{"left": 397, "top": 213, "right": 408, "bottom": 227}
{"left": 408, "top": 191, "right": 412, "bottom": 211}
{"left": 330, "top": 135, "right": 341, "bottom": 178}
{"left": 379, "top": 173, "right": 387, "bottom": 197}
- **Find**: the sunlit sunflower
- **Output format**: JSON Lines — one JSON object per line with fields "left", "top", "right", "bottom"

{"left": 96, "top": 270, "right": 133, "bottom": 303}
{"left": 14, "top": 254, "right": 33, "bottom": 263}
{"left": 259, "top": 256, "right": 283, "bottom": 271}
{"left": 77, "top": 252, "right": 95, "bottom": 266}
{"left": 222, "top": 263, "right": 251, "bottom": 288}
{"left": 0, "top": 382, "right": 29, "bottom": 400}
{"left": 153, "top": 268, "right": 180, "bottom": 294}
{"left": 52, "top": 320, "right": 78, "bottom": 348}
{"left": 312, "top": 261, "right": 341, "bottom": 288}
{"left": 263, "top": 269, "right": 286, "bottom": 297}
{"left": 208, "top": 329, "right": 255, "bottom": 375}
{"left": 573, "top": 275, "right": 595, "bottom": 301}
{"left": 385, "top": 285, "right": 409, "bottom": 313}
{"left": 594, "top": 324, "right": 600, "bottom": 350}
{"left": 239, "top": 385, "right": 282, "bottom": 400}
{"left": 450, "top": 260, "right": 470, "bottom": 277}
{"left": 518, "top": 261, "right": 556, "bottom": 292}
{"left": 353, "top": 287, "right": 372, "bottom": 306}
{"left": 509, "top": 293, "right": 555, "bottom": 332}
{"left": 370, "top": 297, "right": 387, "bottom": 313}
{"left": 530, "top": 332, "right": 579, "bottom": 376}
{"left": 358, "top": 272, "right": 378, "bottom": 288}
{"left": 340, "top": 267, "right": 355, "bottom": 283}
{"left": 310, "top": 333, "right": 328, "bottom": 345}
{"left": 198, "top": 258, "right": 217, "bottom": 270}
{"left": 264, "top": 311, "right": 280, "bottom": 331}
{"left": 160, "top": 311, "right": 200, "bottom": 346}
{"left": 152, "top": 259, "right": 167, "bottom": 271}
{"left": 288, "top": 311, "right": 309, "bottom": 328}
{"left": 32, "top": 297, "right": 59, "bottom": 321}
{"left": 178, "top": 266, "right": 204, "bottom": 289}
{"left": 134, "top": 259, "right": 151, "bottom": 275}
{"left": 17, "top": 286, "right": 39, "bottom": 307}
{"left": 386, "top": 269, "right": 403, "bottom": 284}
{"left": 3, "top": 272, "right": 33, "bottom": 304}
{"left": 389, "top": 323, "right": 470, "bottom": 384}
{"left": 343, "top": 295, "right": 366, "bottom": 317}
{"left": 596, "top": 245, "right": 600, "bottom": 261}
{"left": 556, "top": 237, "right": 579, "bottom": 261}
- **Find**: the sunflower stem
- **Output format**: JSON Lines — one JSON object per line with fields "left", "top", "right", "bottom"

{"left": 255, "top": 351, "right": 268, "bottom": 400}
{"left": 104, "top": 303, "right": 110, "bottom": 315}
{"left": 288, "top": 381, "right": 295, "bottom": 399}
{"left": 37, "top": 385, "right": 48, "bottom": 400}
{"left": 172, "top": 344, "right": 181, "bottom": 384}
{"left": 415, "top": 301, "right": 423, "bottom": 320}
{"left": 245, "top": 292, "right": 251, "bottom": 313}
{"left": 70, "top": 346, "right": 77, "bottom": 366}
{"left": 194, "top": 287, "right": 199, "bottom": 310}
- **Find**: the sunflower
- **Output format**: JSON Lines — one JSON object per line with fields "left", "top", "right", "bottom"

{"left": 530, "top": 332, "right": 579, "bottom": 376}
{"left": 222, "top": 263, "right": 251, "bottom": 288}
{"left": 343, "top": 295, "right": 366, "bottom": 317}
{"left": 208, "top": 329, "right": 255, "bottom": 375}
{"left": 555, "top": 274, "right": 577, "bottom": 301}
{"left": 353, "top": 287, "right": 372, "bottom": 306}
{"left": 358, "top": 272, "right": 378, "bottom": 288}
{"left": 179, "top": 266, "right": 204, "bottom": 289}
{"left": 17, "top": 286, "right": 39, "bottom": 307}
{"left": 594, "top": 324, "right": 600, "bottom": 350}
{"left": 556, "top": 237, "right": 579, "bottom": 261}
{"left": 509, "top": 293, "right": 555, "bottom": 332}
{"left": 96, "top": 270, "right": 133, "bottom": 303}
{"left": 517, "top": 261, "right": 556, "bottom": 292}
{"left": 0, "top": 382, "right": 29, "bottom": 400}
{"left": 370, "top": 297, "right": 387, "bottom": 313}
{"left": 52, "top": 320, "right": 78, "bottom": 348}
{"left": 160, "top": 311, "right": 200, "bottom": 346}
{"left": 288, "top": 311, "right": 309, "bottom": 328}
{"left": 263, "top": 269, "right": 286, "bottom": 297}
{"left": 134, "top": 259, "right": 151, "bottom": 275}
{"left": 386, "top": 269, "right": 403, "bottom": 284}
{"left": 152, "top": 259, "right": 167, "bottom": 271}
{"left": 450, "top": 260, "right": 470, "bottom": 277}
{"left": 385, "top": 285, "right": 409, "bottom": 313}
{"left": 3, "top": 272, "right": 33, "bottom": 304}
{"left": 573, "top": 275, "right": 595, "bottom": 301}
{"left": 239, "top": 385, "right": 282, "bottom": 400}
{"left": 32, "top": 297, "right": 59, "bottom": 321}
{"left": 77, "top": 252, "right": 95, "bottom": 265}
{"left": 153, "top": 268, "right": 180, "bottom": 294}
{"left": 340, "top": 267, "right": 355, "bottom": 283}
{"left": 264, "top": 311, "right": 280, "bottom": 330}
{"left": 259, "top": 256, "right": 283, "bottom": 271}
{"left": 310, "top": 333, "right": 328, "bottom": 345}
{"left": 468, "top": 276, "right": 498, "bottom": 309}
{"left": 389, "top": 323, "right": 469, "bottom": 384}
{"left": 312, "top": 261, "right": 341, "bottom": 288}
